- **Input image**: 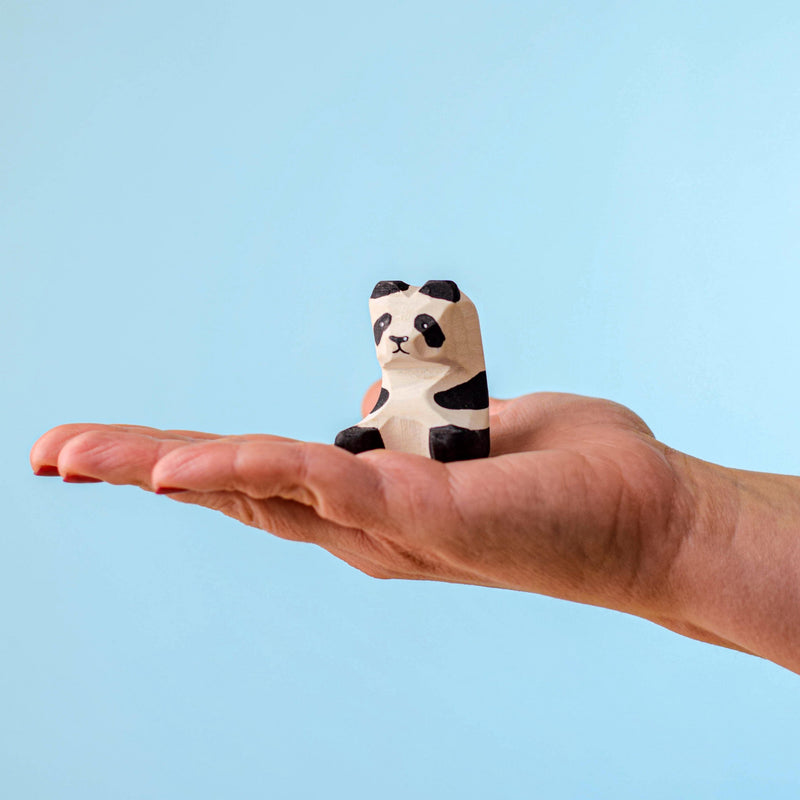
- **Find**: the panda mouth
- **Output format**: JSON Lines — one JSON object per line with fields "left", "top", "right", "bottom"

{"left": 392, "top": 344, "right": 409, "bottom": 354}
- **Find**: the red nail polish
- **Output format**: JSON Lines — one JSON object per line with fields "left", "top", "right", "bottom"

{"left": 62, "top": 475, "right": 102, "bottom": 484}
{"left": 155, "top": 486, "right": 187, "bottom": 494}
{"left": 34, "top": 465, "right": 60, "bottom": 477}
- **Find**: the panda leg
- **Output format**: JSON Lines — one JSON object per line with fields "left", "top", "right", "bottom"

{"left": 334, "top": 425, "right": 385, "bottom": 455}
{"left": 428, "top": 425, "right": 490, "bottom": 462}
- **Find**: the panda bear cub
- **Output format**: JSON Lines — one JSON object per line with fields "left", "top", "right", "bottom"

{"left": 335, "top": 280, "right": 490, "bottom": 462}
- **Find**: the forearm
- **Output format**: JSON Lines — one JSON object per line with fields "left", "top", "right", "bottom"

{"left": 668, "top": 452, "right": 800, "bottom": 672}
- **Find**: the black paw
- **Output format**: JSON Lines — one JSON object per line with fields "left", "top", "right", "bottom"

{"left": 334, "top": 426, "right": 386, "bottom": 454}
{"left": 428, "top": 425, "right": 490, "bottom": 462}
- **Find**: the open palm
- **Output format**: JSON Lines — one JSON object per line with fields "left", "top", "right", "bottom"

{"left": 31, "top": 384, "right": 707, "bottom": 639}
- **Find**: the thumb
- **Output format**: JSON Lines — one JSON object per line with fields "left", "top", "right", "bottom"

{"left": 361, "top": 379, "right": 382, "bottom": 418}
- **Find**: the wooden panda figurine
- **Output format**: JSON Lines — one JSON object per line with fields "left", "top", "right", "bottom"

{"left": 335, "top": 280, "right": 490, "bottom": 462}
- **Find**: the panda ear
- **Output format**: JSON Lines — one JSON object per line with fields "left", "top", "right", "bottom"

{"left": 419, "top": 280, "right": 461, "bottom": 303}
{"left": 371, "top": 280, "right": 410, "bottom": 299}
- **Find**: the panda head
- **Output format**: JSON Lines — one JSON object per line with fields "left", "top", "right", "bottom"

{"left": 368, "top": 280, "right": 483, "bottom": 370}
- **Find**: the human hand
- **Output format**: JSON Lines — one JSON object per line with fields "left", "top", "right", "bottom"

{"left": 29, "top": 384, "right": 800, "bottom": 671}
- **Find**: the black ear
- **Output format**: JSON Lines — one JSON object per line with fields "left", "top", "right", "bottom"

{"left": 371, "top": 280, "right": 410, "bottom": 299}
{"left": 419, "top": 280, "right": 461, "bottom": 303}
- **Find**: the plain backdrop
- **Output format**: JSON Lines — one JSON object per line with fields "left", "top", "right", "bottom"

{"left": 3, "top": 1, "right": 800, "bottom": 797}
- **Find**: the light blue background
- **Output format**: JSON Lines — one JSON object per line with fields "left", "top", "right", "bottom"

{"left": 3, "top": 1, "right": 800, "bottom": 797}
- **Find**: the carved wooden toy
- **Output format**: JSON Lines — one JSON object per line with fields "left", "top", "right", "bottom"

{"left": 335, "top": 280, "right": 490, "bottom": 462}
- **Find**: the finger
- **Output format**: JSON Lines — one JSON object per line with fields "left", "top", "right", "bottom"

{"left": 52, "top": 429, "right": 301, "bottom": 488}
{"left": 31, "top": 423, "right": 300, "bottom": 476}
{"left": 30, "top": 423, "right": 222, "bottom": 475}
{"left": 361, "top": 379, "right": 382, "bottom": 418}
{"left": 167, "top": 491, "right": 381, "bottom": 556}
{"left": 152, "top": 439, "right": 390, "bottom": 531}
{"left": 55, "top": 429, "right": 193, "bottom": 488}
{"left": 167, "top": 491, "right": 432, "bottom": 581}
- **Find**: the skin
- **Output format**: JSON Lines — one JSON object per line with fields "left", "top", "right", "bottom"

{"left": 30, "top": 383, "right": 800, "bottom": 673}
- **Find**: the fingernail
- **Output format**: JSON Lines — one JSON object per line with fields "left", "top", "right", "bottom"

{"left": 155, "top": 486, "right": 187, "bottom": 495}
{"left": 34, "top": 465, "right": 60, "bottom": 477}
{"left": 62, "top": 474, "right": 102, "bottom": 484}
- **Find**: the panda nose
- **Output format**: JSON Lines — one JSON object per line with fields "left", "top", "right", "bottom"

{"left": 389, "top": 335, "right": 408, "bottom": 344}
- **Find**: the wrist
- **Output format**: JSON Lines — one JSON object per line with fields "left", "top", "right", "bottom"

{"left": 665, "top": 451, "right": 800, "bottom": 671}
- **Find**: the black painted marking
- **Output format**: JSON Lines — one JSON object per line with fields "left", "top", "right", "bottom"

{"left": 419, "top": 280, "right": 461, "bottom": 303}
{"left": 335, "top": 426, "right": 385, "bottom": 454}
{"left": 428, "top": 425, "right": 490, "bottom": 462}
{"left": 388, "top": 335, "right": 409, "bottom": 354}
{"left": 414, "top": 313, "right": 445, "bottom": 348}
{"left": 434, "top": 371, "right": 488, "bottom": 410}
{"left": 370, "top": 387, "right": 389, "bottom": 413}
{"left": 371, "top": 280, "right": 410, "bottom": 299}
{"left": 373, "top": 312, "right": 392, "bottom": 345}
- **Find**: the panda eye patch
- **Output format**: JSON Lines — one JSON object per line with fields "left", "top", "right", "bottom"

{"left": 373, "top": 313, "right": 392, "bottom": 345}
{"left": 414, "top": 313, "right": 445, "bottom": 348}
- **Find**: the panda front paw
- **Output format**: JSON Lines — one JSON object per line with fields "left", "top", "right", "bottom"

{"left": 334, "top": 426, "right": 386, "bottom": 455}
{"left": 428, "top": 425, "right": 490, "bottom": 462}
